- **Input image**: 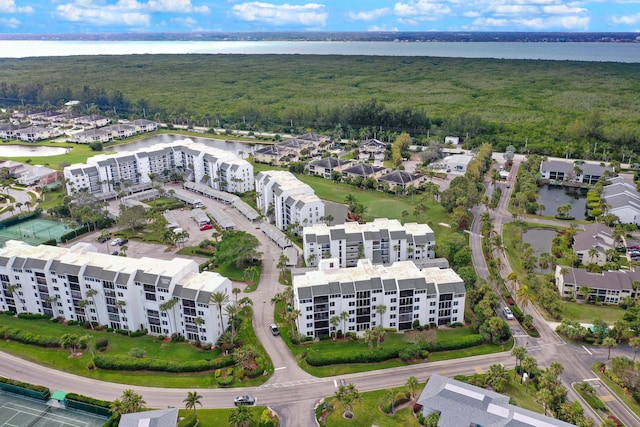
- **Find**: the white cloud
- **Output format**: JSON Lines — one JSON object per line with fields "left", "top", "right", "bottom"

{"left": 170, "top": 16, "right": 197, "bottom": 27}
{"left": 543, "top": 4, "right": 586, "bottom": 15}
{"left": 492, "top": 5, "right": 539, "bottom": 15}
{"left": 0, "top": 0, "right": 33, "bottom": 14}
{"left": 611, "top": 13, "right": 640, "bottom": 25}
{"left": 231, "top": 2, "right": 328, "bottom": 27}
{"left": 368, "top": 25, "right": 399, "bottom": 31}
{"left": 393, "top": 0, "right": 451, "bottom": 19}
{"left": 56, "top": 3, "right": 151, "bottom": 26}
{"left": 348, "top": 8, "right": 390, "bottom": 22}
{"left": 116, "top": 0, "right": 209, "bottom": 14}
{"left": 0, "top": 16, "right": 20, "bottom": 27}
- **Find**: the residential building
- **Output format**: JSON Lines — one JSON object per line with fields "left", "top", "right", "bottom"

{"left": 108, "top": 123, "right": 137, "bottom": 139}
{"left": 303, "top": 218, "right": 435, "bottom": 267}
{"left": 341, "top": 163, "right": 386, "bottom": 180}
{"left": 74, "top": 114, "right": 111, "bottom": 129}
{"left": 63, "top": 139, "right": 253, "bottom": 197}
{"left": 14, "top": 125, "right": 57, "bottom": 142}
{"left": 293, "top": 259, "right": 465, "bottom": 337}
{"left": 119, "top": 408, "right": 178, "bottom": 427}
{"left": 308, "top": 157, "right": 352, "bottom": 179}
{"left": 555, "top": 265, "right": 639, "bottom": 304}
{"left": 417, "top": 374, "right": 576, "bottom": 427}
{"left": 377, "top": 170, "right": 425, "bottom": 191}
{"left": 573, "top": 223, "right": 616, "bottom": 266}
{"left": 540, "top": 160, "right": 613, "bottom": 185}
{"left": 253, "top": 145, "right": 290, "bottom": 166}
{"left": 0, "top": 123, "right": 27, "bottom": 140}
{"left": 0, "top": 240, "right": 232, "bottom": 344}
{"left": 254, "top": 133, "right": 330, "bottom": 166}
{"left": 358, "top": 138, "right": 386, "bottom": 162}
{"left": 603, "top": 176, "right": 640, "bottom": 225}
{"left": 130, "top": 119, "right": 158, "bottom": 133}
{"left": 70, "top": 127, "right": 113, "bottom": 144}
{"left": 255, "top": 170, "right": 324, "bottom": 231}
{"left": 0, "top": 160, "right": 59, "bottom": 186}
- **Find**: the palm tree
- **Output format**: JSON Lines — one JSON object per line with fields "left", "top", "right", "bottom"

{"left": 183, "top": 391, "right": 202, "bottom": 419}
{"left": 77, "top": 300, "right": 91, "bottom": 326}
{"left": 363, "top": 328, "right": 374, "bottom": 351}
{"left": 232, "top": 287, "right": 241, "bottom": 304}
{"left": 516, "top": 285, "right": 531, "bottom": 314}
{"left": 228, "top": 404, "right": 253, "bottom": 427}
{"left": 225, "top": 305, "right": 239, "bottom": 346}
{"left": 405, "top": 375, "right": 420, "bottom": 399}
{"left": 511, "top": 346, "right": 528, "bottom": 378}
{"left": 86, "top": 289, "right": 99, "bottom": 326}
{"left": 339, "top": 311, "right": 349, "bottom": 335}
{"left": 330, "top": 316, "right": 340, "bottom": 341}
{"left": 375, "top": 304, "right": 387, "bottom": 328}
{"left": 373, "top": 325, "right": 386, "bottom": 349}
{"left": 334, "top": 383, "right": 361, "bottom": 419}
{"left": 159, "top": 297, "right": 179, "bottom": 335}
{"left": 587, "top": 247, "right": 598, "bottom": 264}
{"left": 115, "top": 300, "right": 127, "bottom": 332}
{"left": 602, "top": 337, "right": 617, "bottom": 359}
{"left": 286, "top": 309, "right": 301, "bottom": 337}
{"left": 120, "top": 389, "right": 146, "bottom": 414}
{"left": 210, "top": 291, "right": 229, "bottom": 332}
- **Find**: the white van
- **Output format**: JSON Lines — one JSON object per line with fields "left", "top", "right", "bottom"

{"left": 503, "top": 307, "right": 514, "bottom": 320}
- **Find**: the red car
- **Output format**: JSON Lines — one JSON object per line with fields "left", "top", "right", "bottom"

{"left": 200, "top": 223, "right": 213, "bottom": 231}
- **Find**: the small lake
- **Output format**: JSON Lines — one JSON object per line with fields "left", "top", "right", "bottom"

{"left": 1, "top": 144, "right": 69, "bottom": 157}
{"left": 537, "top": 184, "right": 587, "bottom": 220}
{"left": 112, "top": 134, "right": 263, "bottom": 158}
{"left": 522, "top": 227, "right": 558, "bottom": 273}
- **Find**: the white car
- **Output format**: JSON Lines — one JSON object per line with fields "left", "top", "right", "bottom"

{"left": 503, "top": 307, "right": 514, "bottom": 320}
{"left": 111, "top": 238, "right": 122, "bottom": 246}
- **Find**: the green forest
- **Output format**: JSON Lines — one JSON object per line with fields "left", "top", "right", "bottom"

{"left": 1, "top": 54, "right": 639, "bottom": 158}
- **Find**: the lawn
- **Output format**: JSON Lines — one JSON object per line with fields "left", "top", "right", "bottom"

{"left": 560, "top": 302, "right": 625, "bottom": 325}
{"left": 0, "top": 311, "right": 272, "bottom": 388}
{"left": 502, "top": 371, "right": 544, "bottom": 413}
{"left": 177, "top": 407, "right": 269, "bottom": 427}
{"left": 321, "top": 386, "right": 424, "bottom": 427}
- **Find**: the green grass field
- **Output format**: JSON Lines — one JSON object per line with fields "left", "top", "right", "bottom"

{"left": 559, "top": 301, "right": 624, "bottom": 325}
{"left": 0, "top": 311, "right": 271, "bottom": 388}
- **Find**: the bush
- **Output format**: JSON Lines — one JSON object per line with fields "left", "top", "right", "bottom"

{"left": 93, "top": 354, "right": 234, "bottom": 372}
{"left": 259, "top": 408, "right": 279, "bottom": 427}
{"left": 0, "top": 376, "right": 49, "bottom": 394}
{"left": 17, "top": 313, "right": 51, "bottom": 320}
{"left": 95, "top": 337, "right": 108, "bottom": 351}
{"left": 128, "top": 348, "right": 146, "bottom": 358}
{"left": 83, "top": 321, "right": 92, "bottom": 329}
{"left": 0, "top": 326, "right": 60, "bottom": 348}
{"left": 216, "top": 375, "right": 233, "bottom": 386}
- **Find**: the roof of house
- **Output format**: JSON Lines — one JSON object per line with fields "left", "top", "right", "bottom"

{"left": 573, "top": 223, "right": 614, "bottom": 253}
{"left": 417, "top": 374, "right": 576, "bottom": 427}
{"left": 342, "top": 163, "right": 386, "bottom": 177}
{"left": 557, "top": 265, "right": 640, "bottom": 292}
{"left": 540, "top": 160, "right": 612, "bottom": 176}
{"left": 378, "top": 170, "right": 422, "bottom": 185}
{"left": 118, "top": 408, "right": 178, "bottom": 427}
{"left": 359, "top": 138, "right": 386, "bottom": 149}
{"left": 309, "top": 157, "right": 351, "bottom": 169}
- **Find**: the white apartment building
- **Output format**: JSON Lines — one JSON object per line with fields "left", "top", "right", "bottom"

{"left": 303, "top": 218, "right": 435, "bottom": 267}
{"left": 64, "top": 139, "right": 253, "bottom": 197}
{"left": 255, "top": 170, "right": 325, "bottom": 231}
{"left": 0, "top": 241, "right": 232, "bottom": 344}
{"left": 294, "top": 259, "right": 465, "bottom": 337}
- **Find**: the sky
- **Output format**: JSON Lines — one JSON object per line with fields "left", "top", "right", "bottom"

{"left": 1, "top": 0, "right": 639, "bottom": 34}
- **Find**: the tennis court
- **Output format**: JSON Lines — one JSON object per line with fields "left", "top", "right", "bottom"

{"left": 0, "top": 392, "right": 107, "bottom": 427}
{"left": 0, "top": 218, "right": 69, "bottom": 246}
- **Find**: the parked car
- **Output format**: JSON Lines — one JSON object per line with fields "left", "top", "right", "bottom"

{"left": 97, "top": 236, "right": 111, "bottom": 243}
{"left": 269, "top": 324, "right": 280, "bottom": 336}
{"left": 111, "top": 251, "right": 119, "bottom": 256}
{"left": 234, "top": 396, "right": 256, "bottom": 406}
{"left": 111, "top": 238, "right": 122, "bottom": 246}
{"left": 118, "top": 238, "right": 129, "bottom": 246}
{"left": 200, "top": 223, "right": 213, "bottom": 231}
{"left": 503, "top": 307, "right": 514, "bottom": 320}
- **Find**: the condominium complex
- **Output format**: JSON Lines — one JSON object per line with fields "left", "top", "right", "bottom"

{"left": 302, "top": 218, "right": 435, "bottom": 267}
{"left": 63, "top": 139, "right": 253, "bottom": 198}
{"left": 294, "top": 259, "right": 465, "bottom": 338}
{"left": 0, "top": 241, "right": 231, "bottom": 344}
{"left": 255, "top": 170, "right": 325, "bottom": 231}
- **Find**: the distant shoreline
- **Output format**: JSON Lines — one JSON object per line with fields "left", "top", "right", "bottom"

{"left": 1, "top": 31, "right": 639, "bottom": 43}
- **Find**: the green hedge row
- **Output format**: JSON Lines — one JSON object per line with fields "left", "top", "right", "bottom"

{"left": 0, "top": 210, "right": 40, "bottom": 227}
{"left": 60, "top": 225, "right": 90, "bottom": 243}
{"left": 0, "top": 375, "right": 49, "bottom": 394}
{"left": 0, "top": 325, "right": 60, "bottom": 348}
{"left": 17, "top": 313, "right": 51, "bottom": 320}
{"left": 93, "top": 354, "right": 234, "bottom": 372}
{"left": 65, "top": 393, "right": 111, "bottom": 409}
{"left": 305, "top": 335, "right": 483, "bottom": 366}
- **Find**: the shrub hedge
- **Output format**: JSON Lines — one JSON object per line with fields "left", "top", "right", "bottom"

{"left": 65, "top": 393, "right": 111, "bottom": 409}
{"left": 93, "top": 354, "right": 234, "bottom": 372}
{"left": 17, "top": 313, "right": 51, "bottom": 320}
{"left": 0, "top": 325, "right": 60, "bottom": 348}
{"left": 0, "top": 376, "right": 49, "bottom": 393}
{"left": 305, "top": 335, "right": 483, "bottom": 366}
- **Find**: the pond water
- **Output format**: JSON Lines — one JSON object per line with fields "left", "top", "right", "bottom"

{"left": 112, "top": 134, "right": 261, "bottom": 158}
{"left": 1, "top": 144, "right": 69, "bottom": 157}
{"left": 537, "top": 184, "right": 587, "bottom": 220}
{"left": 522, "top": 227, "right": 558, "bottom": 273}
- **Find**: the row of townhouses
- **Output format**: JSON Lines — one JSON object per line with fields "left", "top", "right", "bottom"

{"left": 253, "top": 133, "right": 332, "bottom": 165}
{"left": 0, "top": 160, "right": 59, "bottom": 186}
{"left": 293, "top": 259, "right": 465, "bottom": 337}
{"left": 255, "top": 170, "right": 325, "bottom": 231}
{"left": 555, "top": 264, "right": 640, "bottom": 304}
{"left": 603, "top": 176, "right": 640, "bottom": 226}
{"left": 0, "top": 113, "right": 156, "bottom": 142}
{"left": 0, "top": 241, "right": 231, "bottom": 343}
{"left": 64, "top": 139, "right": 253, "bottom": 198}
{"left": 302, "top": 218, "right": 435, "bottom": 268}
{"left": 539, "top": 159, "right": 613, "bottom": 185}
